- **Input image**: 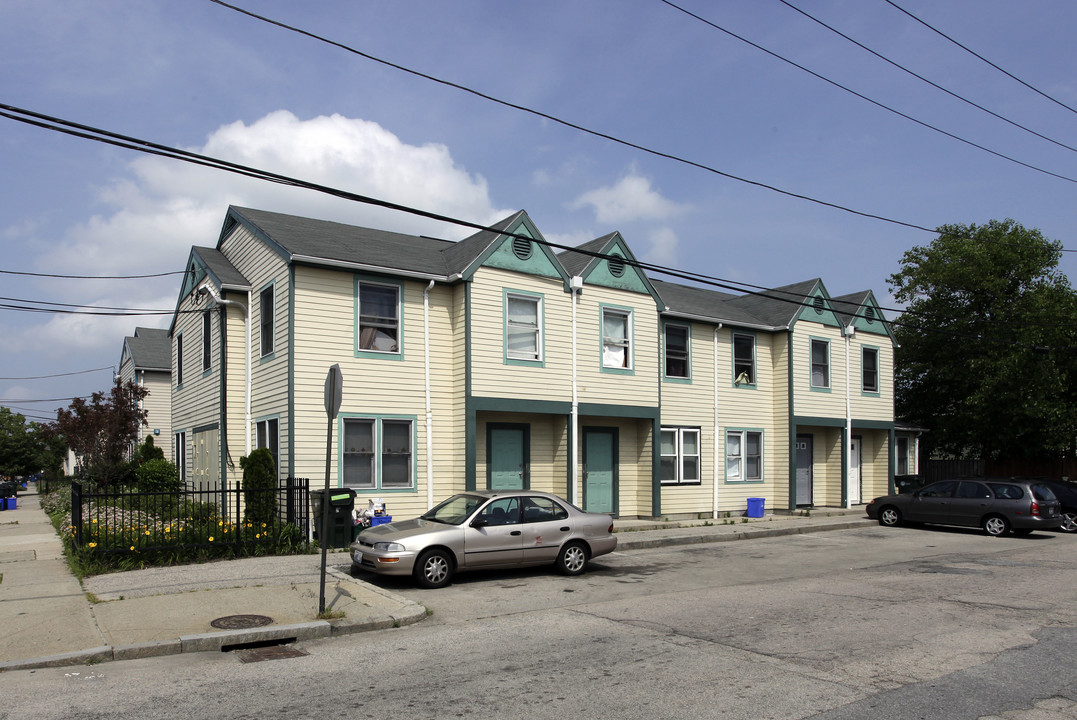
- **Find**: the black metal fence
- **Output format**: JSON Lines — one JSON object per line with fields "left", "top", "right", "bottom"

{"left": 70, "top": 477, "right": 311, "bottom": 554}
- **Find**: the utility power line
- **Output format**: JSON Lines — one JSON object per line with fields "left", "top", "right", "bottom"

{"left": 0, "top": 269, "right": 186, "bottom": 279}
{"left": 777, "top": 0, "right": 1077, "bottom": 155}
{"left": 659, "top": 0, "right": 1077, "bottom": 185}
{"left": 0, "top": 366, "right": 114, "bottom": 381}
{"left": 881, "top": 0, "right": 1077, "bottom": 117}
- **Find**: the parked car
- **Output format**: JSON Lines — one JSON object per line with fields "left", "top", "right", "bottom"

{"left": 866, "top": 478, "right": 1062, "bottom": 536}
{"left": 1030, "top": 479, "right": 1077, "bottom": 533}
{"left": 350, "top": 490, "right": 617, "bottom": 588}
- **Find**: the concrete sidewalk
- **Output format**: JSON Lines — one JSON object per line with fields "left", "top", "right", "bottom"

{"left": 0, "top": 489, "right": 872, "bottom": 672}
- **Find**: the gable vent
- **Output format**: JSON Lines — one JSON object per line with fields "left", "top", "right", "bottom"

{"left": 512, "top": 237, "right": 532, "bottom": 260}
{"left": 864, "top": 306, "right": 876, "bottom": 323}
{"left": 812, "top": 296, "right": 824, "bottom": 314}
{"left": 608, "top": 256, "right": 626, "bottom": 278}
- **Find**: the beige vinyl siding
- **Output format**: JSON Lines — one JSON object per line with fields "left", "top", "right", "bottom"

{"left": 659, "top": 322, "right": 714, "bottom": 516}
{"left": 575, "top": 286, "right": 660, "bottom": 408}
{"left": 141, "top": 370, "right": 172, "bottom": 458}
{"left": 171, "top": 290, "right": 221, "bottom": 486}
{"left": 222, "top": 299, "right": 247, "bottom": 487}
{"left": 792, "top": 324, "right": 846, "bottom": 419}
{"left": 851, "top": 340, "right": 894, "bottom": 421}
{"left": 469, "top": 268, "right": 572, "bottom": 401}
{"left": 290, "top": 267, "right": 461, "bottom": 518}
{"left": 857, "top": 430, "right": 890, "bottom": 501}
{"left": 475, "top": 413, "right": 568, "bottom": 495}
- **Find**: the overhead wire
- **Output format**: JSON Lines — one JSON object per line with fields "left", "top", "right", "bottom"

{"left": 658, "top": 0, "right": 1077, "bottom": 184}
{"left": 0, "top": 269, "right": 186, "bottom": 279}
{"left": 881, "top": 0, "right": 1077, "bottom": 117}
{"left": 0, "top": 366, "right": 114, "bottom": 381}
{"left": 776, "top": 0, "right": 1077, "bottom": 155}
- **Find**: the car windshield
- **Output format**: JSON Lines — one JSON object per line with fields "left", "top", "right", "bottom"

{"left": 420, "top": 494, "right": 485, "bottom": 525}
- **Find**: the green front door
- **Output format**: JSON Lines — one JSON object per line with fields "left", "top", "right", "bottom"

{"left": 583, "top": 428, "right": 617, "bottom": 514}
{"left": 488, "top": 424, "right": 528, "bottom": 490}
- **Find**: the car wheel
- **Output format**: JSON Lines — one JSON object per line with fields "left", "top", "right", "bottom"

{"left": 983, "top": 515, "right": 1010, "bottom": 537}
{"left": 413, "top": 549, "right": 453, "bottom": 589}
{"left": 1060, "top": 512, "right": 1077, "bottom": 533}
{"left": 878, "top": 506, "right": 902, "bottom": 527}
{"left": 555, "top": 541, "right": 589, "bottom": 576}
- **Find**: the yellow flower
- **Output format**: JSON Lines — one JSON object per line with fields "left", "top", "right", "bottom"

{"left": 218, "top": 521, "right": 224, "bottom": 527}
{"left": 208, "top": 536, "right": 214, "bottom": 542}
{"left": 129, "top": 546, "right": 135, "bottom": 551}
{"left": 145, "top": 530, "right": 150, "bottom": 536}
{"left": 88, "top": 542, "right": 97, "bottom": 548}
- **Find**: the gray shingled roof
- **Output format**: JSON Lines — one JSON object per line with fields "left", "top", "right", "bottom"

{"left": 724, "top": 279, "right": 821, "bottom": 328}
{"left": 557, "top": 233, "right": 618, "bottom": 277}
{"left": 830, "top": 290, "right": 872, "bottom": 327}
{"left": 123, "top": 327, "right": 171, "bottom": 372}
{"left": 193, "top": 246, "right": 250, "bottom": 290}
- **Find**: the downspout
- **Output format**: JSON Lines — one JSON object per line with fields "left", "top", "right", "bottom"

{"left": 844, "top": 325, "right": 854, "bottom": 508}
{"left": 712, "top": 324, "right": 722, "bottom": 519}
{"left": 570, "top": 276, "right": 583, "bottom": 506}
{"left": 199, "top": 284, "right": 251, "bottom": 456}
{"left": 424, "top": 280, "right": 435, "bottom": 509}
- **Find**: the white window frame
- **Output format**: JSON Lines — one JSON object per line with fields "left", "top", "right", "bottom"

{"left": 505, "top": 292, "right": 543, "bottom": 363}
{"left": 341, "top": 416, "right": 414, "bottom": 490}
{"left": 174, "top": 431, "right": 187, "bottom": 484}
{"left": 661, "top": 427, "right": 701, "bottom": 484}
{"left": 357, "top": 280, "right": 401, "bottom": 355}
{"left": 810, "top": 338, "right": 830, "bottom": 390}
{"left": 601, "top": 306, "right": 633, "bottom": 371}
{"left": 256, "top": 418, "right": 280, "bottom": 480}
{"left": 726, "top": 429, "right": 762, "bottom": 482}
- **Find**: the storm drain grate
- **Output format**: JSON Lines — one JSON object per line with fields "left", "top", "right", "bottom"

{"left": 211, "top": 614, "right": 274, "bottom": 630}
{"left": 235, "top": 644, "right": 309, "bottom": 663}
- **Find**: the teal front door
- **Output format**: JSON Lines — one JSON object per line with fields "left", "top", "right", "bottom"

{"left": 583, "top": 428, "right": 617, "bottom": 514}
{"left": 488, "top": 424, "right": 528, "bottom": 490}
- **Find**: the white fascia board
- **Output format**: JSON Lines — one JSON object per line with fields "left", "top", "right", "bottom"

{"left": 289, "top": 254, "right": 451, "bottom": 282}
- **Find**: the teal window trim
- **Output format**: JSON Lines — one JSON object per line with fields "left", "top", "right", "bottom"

{"left": 599, "top": 303, "right": 634, "bottom": 375}
{"left": 809, "top": 336, "right": 831, "bottom": 392}
{"left": 732, "top": 331, "right": 757, "bottom": 389}
{"left": 861, "top": 345, "right": 881, "bottom": 396}
{"left": 503, "top": 288, "right": 545, "bottom": 367}
{"left": 662, "top": 322, "right": 691, "bottom": 383}
{"left": 354, "top": 275, "right": 405, "bottom": 361}
{"left": 175, "top": 332, "right": 184, "bottom": 389}
{"left": 338, "top": 413, "right": 418, "bottom": 493}
{"left": 258, "top": 280, "right": 276, "bottom": 360}
{"left": 254, "top": 414, "right": 281, "bottom": 480}
{"left": 201, "top": 310, "right": 213, "bottom": 374}
{"left": 724, "top": 427, "right": 764, "bottom": 483}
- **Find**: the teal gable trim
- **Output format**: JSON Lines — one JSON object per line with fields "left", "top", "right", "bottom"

{"left": 849, "top": 292, "right": 898, "bottom": 345}
{"left": 465, "top": 216, "right": 569, "bottom": 283}
{"left": 792, "top": 285, "right": 843, "bottom": 329}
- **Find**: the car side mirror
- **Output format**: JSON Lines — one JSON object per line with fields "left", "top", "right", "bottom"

{"left": 470, "top": 517, "right": 488, "bottom": 529}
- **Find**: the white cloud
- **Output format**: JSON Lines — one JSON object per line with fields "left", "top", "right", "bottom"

{"left": 17, "top": 110, "right": 514, "bottom": 352}
{"left": 643, "top": 227, "right": 680, "bottom": 267}
{"left": 571, "top": 173, "right": 688, "bottom": 224}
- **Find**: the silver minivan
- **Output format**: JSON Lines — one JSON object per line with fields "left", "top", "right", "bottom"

{"left": 867, "top": 479, "right": 1063, "bottom": 536}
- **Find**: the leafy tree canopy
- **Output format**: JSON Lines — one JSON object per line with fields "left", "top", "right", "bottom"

{"left": 0, "top": 407, "right": 37, "bottom": 477}
{"left": 50, "top": 378, "right": 149, "bottom": 488}
{"left": 888, "top": 219, "right": 1077, "bottom": 461}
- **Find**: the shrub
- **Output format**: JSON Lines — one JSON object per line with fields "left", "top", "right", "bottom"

{"left": 240, "top": 448, "right": 277, "bottom": 525}
{"left": 136, "top": 435, "right": 165, "bottom": 463}
{"left": 134, "top": 458, "right": 182, "bottom": 494}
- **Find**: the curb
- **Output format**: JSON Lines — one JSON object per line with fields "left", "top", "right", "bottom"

{"left": 615, "top": 518, "right": 875, "bottom": 550}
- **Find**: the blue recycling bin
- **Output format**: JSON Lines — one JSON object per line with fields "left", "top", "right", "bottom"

{"left": 746, "top": 497, "right": 765, "bottom": 518}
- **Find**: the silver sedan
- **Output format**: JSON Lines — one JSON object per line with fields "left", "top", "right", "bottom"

{"left": 350, "top": 490, "right": 617, "bottom": 588}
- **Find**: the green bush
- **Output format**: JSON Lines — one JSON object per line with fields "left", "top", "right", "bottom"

{"left": 240, "top": 448, "right": 277, "bottom": 525}
{"left": 136, "top": 435, "right": 165, "bottom": 463}
{"left": 134, "top": 458, "right": 181, "bottom": 494}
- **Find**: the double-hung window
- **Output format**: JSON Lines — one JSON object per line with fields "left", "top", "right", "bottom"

{"left": 810, "top": 339, "right": 830, "bottom": 389}
{"left": 342, "top": 417, "right": 413, "bottom": 490}
{"left": 174, "top": 431, "right": 186, "bottom": 483}
{"left": 664, "top": 324, "right": 689, "bottom": 379}
{"left": 733, "top": 333, "right": 755, "bottom": 385}
{"left": 259, "top": 285, "right": 274, "bottom": 357}
{"left": 176, "top": 334, "right": 184, "bottom": 386}
{"left": 601, "top": 308, "right": 632, "bottom": 369}
{"left": 506, "top": 293, "right": 542, "bottom": 362}
{"left": 202, "top": 311, "right": 212, "bottom": 372}
{"left": 661, "top": 428, "right": 701, "bottom": 484}
{"left": 726, "top": 430, "right": 762, "bottom": 481}
{"left": 862, "top": 347, "right": 879, "bottom": 393}
{"left": 256, "top": 418, "right": 279, "bottom": 478}
{"left": 358, "top": 282, "right": 400, "bottom": 353}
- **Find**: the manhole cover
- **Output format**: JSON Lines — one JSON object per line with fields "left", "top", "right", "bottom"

{"left": 236, "top": 645, "right": 309, "bottom": 663}
{"left": 211, "top": 614, "right": 274, "bottom": 630}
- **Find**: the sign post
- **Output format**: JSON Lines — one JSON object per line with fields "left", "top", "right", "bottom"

{"left": 319, "top": 364, "right": 343, "bottom": 615}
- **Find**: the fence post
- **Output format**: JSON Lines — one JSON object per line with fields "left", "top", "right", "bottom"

{"left": 71, "top": 481, "right": 83, "bottom": 549}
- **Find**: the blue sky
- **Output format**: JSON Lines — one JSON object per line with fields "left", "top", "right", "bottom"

{"left": 2, "top": 0, "right": 1075, "bottom": 422}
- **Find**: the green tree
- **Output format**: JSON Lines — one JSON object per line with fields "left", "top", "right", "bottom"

{"left": 0, "top": 407, "right": 36, "bottom": 477}
{"left": 50, "top": 378, "right": 149, "bottom": 488}
{"left": 240, "top": 448, "right": 277, "bottom": 525}
{"left": 888, "top": 219, "right": 1077, "bottom": 460}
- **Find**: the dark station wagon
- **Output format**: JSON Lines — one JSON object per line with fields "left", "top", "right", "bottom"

{"left": 867, "top": 478, "right": 1063, "bottom": 536}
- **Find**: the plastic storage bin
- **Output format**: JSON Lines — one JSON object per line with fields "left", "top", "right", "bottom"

{"left": 746, "top": 497, "right": 764, "bottom": 518}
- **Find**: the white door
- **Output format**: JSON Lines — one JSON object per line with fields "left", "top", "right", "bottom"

{"left": 848, "top": 436, "right": 861, "bottom": 505}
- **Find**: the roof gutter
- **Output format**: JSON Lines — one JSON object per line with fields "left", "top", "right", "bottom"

{"left": 660, "top": 310, "right": 786, "bottom": 333}
{"left": 288, "top": 255, "right": 455, "bottom": 283}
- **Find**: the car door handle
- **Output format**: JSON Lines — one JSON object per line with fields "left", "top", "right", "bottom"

{"left": 510, "top": 531, "right": 521, "bottom": 536}
{"left": 560, "top": 527, "right": 570, "bottom": 532}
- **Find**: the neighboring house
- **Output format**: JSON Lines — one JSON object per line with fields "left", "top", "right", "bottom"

{"left": 168, "top": 206, "right": 896, "bottom": 519}
{"left": 118, "top": 326, "right": 172, "bottom": 460}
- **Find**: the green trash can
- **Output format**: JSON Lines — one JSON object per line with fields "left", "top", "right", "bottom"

{"left": 310, "top": 488, "right": 356, "bottom": 548}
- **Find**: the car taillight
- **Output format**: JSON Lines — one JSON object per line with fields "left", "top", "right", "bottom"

{"left": 1030, "top": 501, "right": 1041, "bottom": 517}
{"left": 608, "top": 523, "right": 614, "bottom": 533}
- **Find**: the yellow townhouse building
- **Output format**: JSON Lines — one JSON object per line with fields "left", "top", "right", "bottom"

{"left": 168, "top": 206, "right": 896, "bottom": 520}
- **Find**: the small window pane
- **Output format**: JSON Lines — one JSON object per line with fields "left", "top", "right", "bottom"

{"left": 733, "top": 334, "right": 755, "bottom": 384}
{"left": 359, "top": 284, "right": 399, "bottom": 352}
{"left": 665, "top": 325, "right": 689, "bottom": 378}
